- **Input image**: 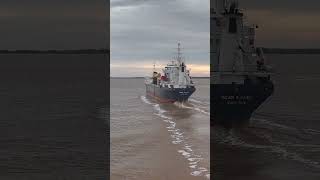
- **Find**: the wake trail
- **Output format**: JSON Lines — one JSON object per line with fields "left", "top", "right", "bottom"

{"left": 175, "top": 101, "right": 210, "bottom": 116}
{"left": 141, "top": 96, "right": 210, "bottom": 179}
{"left": 218, "top": 124, "right": 320, "bottom": 169}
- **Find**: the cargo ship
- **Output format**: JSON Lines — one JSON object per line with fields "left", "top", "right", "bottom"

{"left": 145, "top": 43, "right": 196, "bottom": 103}
{"left": 211, "top": 0, "right": 274, "bottom": 125}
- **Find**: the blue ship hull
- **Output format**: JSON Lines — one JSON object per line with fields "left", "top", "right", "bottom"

{"left": 146, "top": 84, "right": 196, "bottom": 103}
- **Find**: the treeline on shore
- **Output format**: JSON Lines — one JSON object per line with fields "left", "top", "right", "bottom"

{"left": 0, "top": 49, "right": 109, "bottom": 54}
{"left": 262, "top": 48, "right": 320, "bottom": 54}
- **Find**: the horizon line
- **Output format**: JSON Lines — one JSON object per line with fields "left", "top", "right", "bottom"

{"left": 110, "top": 76, "right": 209, "bottom": 78}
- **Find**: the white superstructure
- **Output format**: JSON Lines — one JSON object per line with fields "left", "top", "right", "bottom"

{"left": 146, "top": 43, "right": 194, "bottom": 88}
{"left": 211, "top": 0, "right": 271, "bottom": 84}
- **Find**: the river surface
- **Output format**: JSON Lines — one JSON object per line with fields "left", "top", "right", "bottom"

{"left": 111, "top": 78, "right": 210, "bottom": 180}
{"left": 212, "top": 54, "right": 320, "bottom": 180}
{"left": 0, "top": 55, "right": 109, "bottom": 180}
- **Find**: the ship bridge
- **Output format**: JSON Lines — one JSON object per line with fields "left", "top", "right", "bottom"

{"left": 211, "top": 0, "right": 272, "bottom": 84}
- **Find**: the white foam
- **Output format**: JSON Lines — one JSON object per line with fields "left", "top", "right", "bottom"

{"left": 184, "top": 145, "right": 193, "bottom": 152}
{"left": 222, "top": 128, "right": 320, "bottom": 169}
{"left": 189, "top": 98, "right": 209, "bottom": 106}
{"left": 191, "top": 171, "right": 202, "bottom": 176}
{"left": 172, "top": 136, "right": 183, "bottom": 142}
{"left": 178, "top": 150, "right": 191, "bottom": 158}
{"left": 198, "top": 167, "right": 208, "bottom": 172}
{"left": 167, "top": 125, "right": 175, "bottom": 129}
{"left": 172, "top": 136, "right": 182, "bottom": 141}
{"left": 189, "top": 98, "right": 203, "bottom": 104}
{"left": 140, "top": 96, "right": 153, "bottom": 105}
{"left": 154, "top": 104, "right": 166, "bottom": 114}
{"left": 174, "top": 131, "right": 184, "bottom": 136}
{"left": 168, "top": 120, "right": 176, "bottom": 125}
{"left": 192, "top": 107, "right": 210, "bottom": 116}
{"left": 304, "top": 128, "right": 320, "bottom": 135}
{"left": 172, "top": 140, "right": 183, "bottom": 144}
{"left": 157, "top": 113, "right": 171, "bottom": 120}
{"left": 188, "top": 99, "right": 209, "bottom": 110}
{"left": 188, "top": 157, "right": 203, "bottom": 162}
{"left": 178, "top": 102, "right": 210, "bottom": 116}
{"left": 254, "top": 118, "right": 296, "bottom": 131}
{"left": 141, "top": 95, "right": 210, "bottom": 178}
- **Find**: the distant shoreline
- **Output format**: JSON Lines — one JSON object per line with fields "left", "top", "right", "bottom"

{"left": 0, "top": 49, "right": 109, "bottom": 54}
{"left": 111, "top": 77, "right": 209, "bottom": 79}
{"left": 0, "top": 48, "right": 319, "bottom": 54}
{"left": 262, "top": 48, "right": 320, "bottom": 54}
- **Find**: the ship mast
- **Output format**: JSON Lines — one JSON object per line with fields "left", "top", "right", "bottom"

{"left": 176, "top": 42, "right": 182, "bottom": 64}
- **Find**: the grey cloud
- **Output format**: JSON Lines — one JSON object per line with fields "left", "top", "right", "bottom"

{"left": 111, "top": 0, "right": 209, "bottom": 65}
{"left": 241, "top": 0, "right": 320, "bottom": 12}
{"left": 111, "top": 0, "right": 320, "bottom": 76}
{"left": 238, "top": 0, "right": 320, "bottom": 48}
{"left": 111, "top": 0, "right": 152, "bottom": 8}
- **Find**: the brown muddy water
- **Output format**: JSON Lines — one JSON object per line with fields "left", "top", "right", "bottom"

{"left": 212, "top": 54, "right": 320, "bottom": 180}
{"left": 111, "top": 78, "right": 210, "bottom": 180}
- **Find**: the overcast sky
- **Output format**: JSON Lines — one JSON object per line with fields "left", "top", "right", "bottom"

{"left": 241, "top": 0, "right": 320, "bottom": 49}
{"left": 111, "top": 0, "right": 210, "bottom": 77}
{"left": 0, "top": 1, "right": 319, "bottom": 77}
{"left": 111, "top": 0, "right": 320, "bottom": 77}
